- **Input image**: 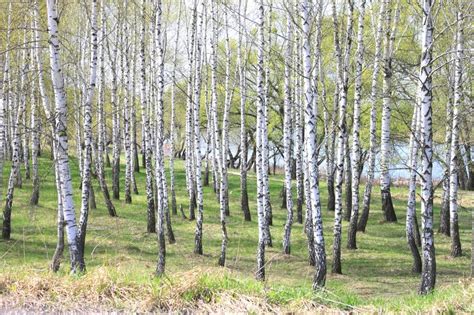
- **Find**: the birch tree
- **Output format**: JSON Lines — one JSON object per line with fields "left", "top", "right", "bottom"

{"left": 2, "top": 30, "right": 28, "bottom": 240}
{"left": 123, "top": 5, "right": 133, "bottom": 205}
{"left": 238, "top": 0, "right": 251, "bottom": 221}
{"left": 96, "top": 0, "right": 117, "bottom": 218}
{"left": 439, "top": 88, "right": 452, "bottom": 236}
{"left": 405, "top": 94, "right": 422, "bottom": 273}
{"left": 154, "top": 0, "right": 166, "bottom": 276}
{"left": 46, "top": 0, "right": 81, "bottom": 271}
{"left": 302, "top": 0, "right": 326, "bottom": 288}
{"left": 332, "top": 0, "right": 354, "bottom": 274}
{"left": 347, "top": 0, "right": 366, "bottom": 250}
{"left": 33, "top": 0, "right": 66, "bottom": 271}
{"left": 282, "top": 3, "right": 294, "bottom": 255}
{"left": 294, "top": 27, "right": 304, "bottom": 225}
{"left": 263, "top": 3, "right": 273, "bottom": 236}
{"left": 255, "top": 0, "right": 266, "bottom": 281}
{"left": 193, "top": 0, "right": 205, "bottom": 256}
{"left": 110, "top": 11, "right": 121, "bottom": 201}
{"left": 29, "top": 69, "right": 40, "bottom": 206}
{"left": 418, "top": 0, "right": 435, "bottom": 295}
{"left": 379, "top": 0, "right": 400, "bottom": 222}
{"left": 0, "top": 1, "right": 12, "bottom": 179}
{"left": 449, "top": 11, "right": 463, "bottom": 258}
{"left": 220, "top": 8, "right": 232, "bottom": 218}
{"left": 357, "top": 0, "right": 386, "bottom": 232}
{"left": 169, "top": 0, "right": 182, "bottom": 217}
{"left": 76, "top": 0, "right": 100, "bottom": 271}
{"left": 185, "top": 4, "right": 198, "bottom": 220}
{"left": 215, "top": 0, "right": 229, "bottom": 266}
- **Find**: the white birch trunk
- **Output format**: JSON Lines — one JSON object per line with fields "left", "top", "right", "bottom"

{"left": 215, "top": 0, "right": 229, "bottom": 266}
{"left": 418, "top": 0, "right": 436, "bottom": 295}
{"left": 380, "top": 0, "right": 400, "bottom": 222}
{"left": 46, "top": 0, "right": 80, "bottom": 271}
{"left": 96, "top": 0, "right": 117, "bottom": 218}
{"left": 294, "top": 26, "right": 304, "bottom": 225}
{"left": 33, "top": 0, "right": 65, "bottom": 271}
{"left": 449, "top": 12, "right": 463, "bottom": 258}
{"left": 332, "top": 0, "right": 354, "bottom": 274}
{"left": 169, "top": 0, "right": 182, "bottom": 217}
{"left": 193, "top": 0, "right": 205, "bottom": 256}
{"left": 2, "top": 36, "right": 28, "bottom": 240}
{"left": 124, "top": 7, "right": 133, "bottom": 204}
{"left": 358, "top": 0, "right": 387, "bottom": 232}
{"left": 76, "top": 0, "right": 99, "bottom": 271}
{"left": 141, "top": 0, "right": 156, "bottom": 233}
{"left": 406, "top": 94, "right": 422, "bottom": 273}
{"left": 255, "top": 0, "right": 266, "bottom": 281}
{"left": 302, "top": 0, "right": 326, "bottom": 288}
{"left": 347, "top": 0, "right": 366, "bottom": 250}
{"left": 154, "top": 0, "right": 166, "bottom": 276}
{"left": 282, "top": 7, "right": 293, "bottom": 255}
{"left": 238, "top": 0, "right": 251, "bottom": 221}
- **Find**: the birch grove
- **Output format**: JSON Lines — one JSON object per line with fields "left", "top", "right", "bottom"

{"left": 0, "top": 0, "right": 471, "bottom": 300}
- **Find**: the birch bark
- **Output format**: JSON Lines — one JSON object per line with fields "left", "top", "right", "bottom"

{"left": 449, "top": 12, "right": 463, "bottom": 258}
{"left": 358, "top": 0, "right": 387, "bottom": 232}
{"left": 302, "top": 0, "right": 326, "bottom": 288}
{"left": 46, "top": 0, "right": 81, "bottom": 271}
{"left": 419, "top": 0, "right": 436, "bottom": 295}
{"left": 347, "top": 0, "right": 366, "bottom": 250}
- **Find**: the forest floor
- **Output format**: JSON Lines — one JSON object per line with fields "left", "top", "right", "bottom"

{"left": 0, "top": 155, "right": 472, "bottom": 313}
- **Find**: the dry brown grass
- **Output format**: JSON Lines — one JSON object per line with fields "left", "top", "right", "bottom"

{"left": 1, "top": 268, "right": 473, "bottom": 313}
{"left": 0, "top": 267, "right": 323, "bottom": 313}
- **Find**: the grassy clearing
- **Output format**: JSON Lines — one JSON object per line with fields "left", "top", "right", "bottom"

{"left": 0, "top": 155, "right": 472, "bottom": 312}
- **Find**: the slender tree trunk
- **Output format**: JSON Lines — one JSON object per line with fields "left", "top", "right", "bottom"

{"left": 0, "top": 1, "right": 12, "bottom": 189}
{"left": 193, "top": 1, "right": 205, "bottom": 256}
{"left": 406, "top": 95, "right": 422, "bottom": 273}
{"left": 96, "top": 0, "right": 117, "bottom": 218}
{"left": 294, "top": 29, "right": 304, "bottom": 225}
{"left": 46, "top": 0, "right": 81, "bottom": 272}
{"left": 263, "top": 4, "right": 273, "bottom": 236}
{"left": 255, "top": 0, "right": 266, "bottom": 281}
{"left": 439, "top": 91, "right": 452, "bottom": 236}
{"left": 111, "top": 16, "right": 121, "bottom": 201}
{"left": 185, "top": 5, "right": 197, "bottom": 221}
{"left": 380, "top": 0, "right": 400, "bottom": 223}
{"left": 282, "top": 8, "right": 293, "bottom": 255}
{"left": 154, "top": 0, "right": 166, "bottom": 276}
{"left": 302, "top": 0, "right": 326, "bottom": 288}
{"left": 29, "top": 18, "right": 40, "bottom": 205}
{"left": 131, "top": 42, "right": 139, "bottom": 195}
{"left": 30, "top": 77, "right": 40, "bottom": 206}
{"left": 2, "top": 43, "right": 27, "bottom": 240}
{"left": 347, "top": 0, "right": 366, "bottom": 250}
{"left": 33, "top": 0, "right": 65, "bottom": 271}
{"left": 220, "top": 8, "right": 232, "bottom": 218}
{"left": 358, "top": 0, "right": 386, "bottom": 232}
{"left": 22, "top": 101, "right": 30, "bottom": 181}
{"left": 419, "top": 0, "right": 436, "bottom": 295}
{"left": 238, "top": 0, "right": 251, "bottom": 222}
{"left": 449, "top": 12, "right": 463, "bottom": 258}
{"left": 140, "top": 0, "right": 156, "bottom": 232}
{"left": 343, "top": 137, "right": 352, "bottom": 222}
{"left": 212, "top": 0, "right": 228, "bottom": 266}
{"left": 332, "top": 0, "right": 354, "bottom": 275}
{"left": 169, "top": 0, "right": 182, "bottom": 217}
{"left": 77, "top": 0, "right": 99, "bottom": 271}
{"left": 124, "top": 9, "right": 133, "bottom": 205}
{"left": 51, "top": 162, "right": 65, "bottom": 272}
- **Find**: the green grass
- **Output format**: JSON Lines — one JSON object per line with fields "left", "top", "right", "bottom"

{"left": 0, "top": 154, "right": 472, "bottom": 312}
